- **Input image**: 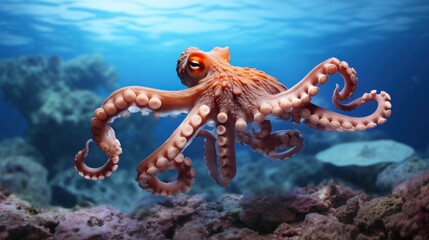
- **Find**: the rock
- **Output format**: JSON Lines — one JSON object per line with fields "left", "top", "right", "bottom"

{"left": 384, "top": 170, "right": 429, "bottom": 239}
{"left": 0, "top": 190, "right": 151, "bottom": 240}
{"left": 0, "top": 56, "right": 63, "bottom": 116}
{"left": 316, "top": 140, "right": 414, "bottom": 167}
{"left": 376, "top": 157, "right": 429, "bottom": 191}
{"left": 28, "top": 89, "right": 103, "bottom": 160}
{"left": 272, "top": 223, "right": 301, "bottom": 240}
{"left": 0, "top": 137, "right": 51, "bottom": 205}
{"left": 0, "top": 137, "right": 41, "bottom": 163}
{"left": 315, "top": 140, "right": 415, "bottom": 193}
{"left": 334, "top": 194, "right": 368, "bottom": 224}
{"left": 239, "top": 182, "right": 353, "bottom": 233}
{"left": 53, "top": 205, "right": 150, "bottom": 240}
{"left": 0, "top": 155, "right": 51, "bottom": 206}
{"left": 213, "top": 227, "right": 269, "bottom": 240}
{"left": 354, "top": 196, "right": 402, "bottom": 234}
{"left": 300, "top": 213, "right": 359, "bottom": 240}
{"left": 134, "top": 194, "right": 244, "bottom": 240}
{"left": 0, "top": 191, "right": 53, "bottom": 240}
{"left": 61, "top": 54, "right": 117, "bottom": 91}
{"left": 1, "top": 170, "right": 429, "bottom": 239}
{"left": 0, "top": 55, "right": 117, "bottom": 117}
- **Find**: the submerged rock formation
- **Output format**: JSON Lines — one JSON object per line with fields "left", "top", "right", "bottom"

{"left": 1, "top": 170, "right": 428, "bottom": 239}
{"left": 376, "top": 156, "right": 429, "bottom": 191}
{"left": 0, "top": 54, "right": 117, "bottom": 161}
{"left": 314, "top": 140, "right": 415, "bottom": 193}
{"left": 0, "top": 138, "right": 50, "bottom": 205}
{"left": 316, "top": 140, "right": 414, "bottom": 167}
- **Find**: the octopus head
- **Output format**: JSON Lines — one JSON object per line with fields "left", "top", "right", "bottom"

{"left": 176, "top": 46, "right": 231, "bottom": 87}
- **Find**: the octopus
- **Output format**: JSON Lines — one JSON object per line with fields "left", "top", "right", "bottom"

{"left": 74, "top": 47, "right": 392, "bottom": 197}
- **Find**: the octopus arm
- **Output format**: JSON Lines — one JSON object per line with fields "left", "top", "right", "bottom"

{"left": 74, "top": 86, "right": 203, "bottom": 183}
{"left": 135, "top": 104, "right": 211, "bottom": 196}
{"left": 247, "top": 58, "right": 391, "bottom": 133}
{"left": 238, "top": 120, "right": 304, "bottom": 160}
{"left": 252, "top": 58, "right": 364, "bottom": 123}
{"left": 212, "top": 120, "right": 237, "bottom": 187}
{"left": 298, "top": 90, "right": 392, "bottom": 132}
{"left": 251, "top": 120, "right": 272, "bottom": 139}
{"left": 197, "top": 129, "right": 224, "bottom": 185}
{"left": 285, "top": 57, "right": 359, "bottom": 102}
{"left": 102, "top": 85, "right": 204, "bottom": 113}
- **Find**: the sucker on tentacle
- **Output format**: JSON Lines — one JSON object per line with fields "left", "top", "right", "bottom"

{"left": 74, "top": 46, "right": 392, "bottom": 197}
{"left": 135, "top": 104, "right": 211, "bottom": 196}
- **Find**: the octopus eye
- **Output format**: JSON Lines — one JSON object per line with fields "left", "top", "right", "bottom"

{"left": 189, "top": 60, "right": 200, "bottom": 70}
{"left": 188, "top": 56, "right": 204, "bottom": 73}
{"left": 179, "top": 52, "right": 209, "bottom": 87}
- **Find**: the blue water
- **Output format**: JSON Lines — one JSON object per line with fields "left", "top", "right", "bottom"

{"left": 1, "top": 1, "right": 428, "bottom": 155}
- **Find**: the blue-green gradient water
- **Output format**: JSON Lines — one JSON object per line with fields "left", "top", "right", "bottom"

{"left": 1, "top": 1, "right": 428, "bottom": 158}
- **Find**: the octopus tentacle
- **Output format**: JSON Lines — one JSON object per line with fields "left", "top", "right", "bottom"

{"left": 253, "top": 58, "right": 359, "bottom": 122}
{"left": 197, "top": 129, "right": 224, "bottom": 184}
{"left": 238, "top": 129, "right": 304, "bottom": 160}
{"left": 74, "top": 130, "right": 120, "bottom": 180}
{"left": 137, "top": 153, "right": 195, "bottom": 197}
{"left": 198, "top": 122, "right": 239, "bottom": 187}
{"left": 135, "top": 104, "right": 211, "bottom": 196}
{"left": 298, "top": 90, "right": 392, "bottom": 132}
{"left": 251, "top": 120, "right": 272, "bottom": 139}
{"left": 214, "top": 119, "right": 237, "bottom": 187}
{"left": 74, "top": 86, "right": 202, "bottom": 181}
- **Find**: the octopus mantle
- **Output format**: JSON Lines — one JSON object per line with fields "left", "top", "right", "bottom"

{"left": 74, "top": 47, "right": 392, "bottom": 197}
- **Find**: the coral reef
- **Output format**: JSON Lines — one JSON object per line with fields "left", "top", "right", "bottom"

{"left": 0, "top": 54, "right": 157, "bottom": 208}
{"left": 0, "top": 55, "right": 116, "bottom": 117}
{"left": 1, "top": 170, "right": 428, "bottom": 239}
{"left": 0, "top": 54, "right": 117, "bottom": 164}
{"left": 61, "top": 54, "right": 117, "bottom": 91}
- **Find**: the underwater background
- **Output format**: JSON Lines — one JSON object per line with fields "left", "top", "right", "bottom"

{"left": 0, "top": 1, "right": 429, "bottom": 239}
